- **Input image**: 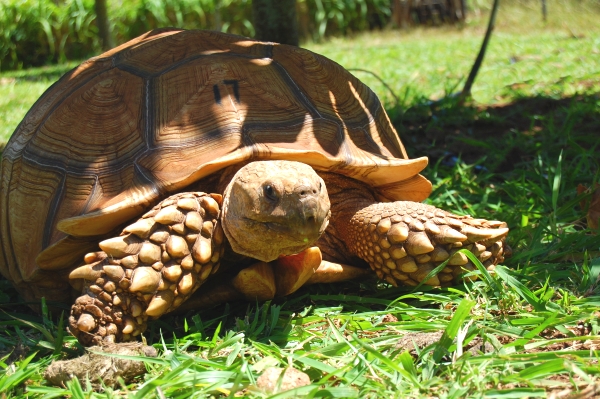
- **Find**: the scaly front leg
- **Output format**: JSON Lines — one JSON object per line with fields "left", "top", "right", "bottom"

{"left": 68, "top": 192, "right": 224, "bottom": 346}
{"left": 343, "top": 201, "right": 509, "bottom": 287}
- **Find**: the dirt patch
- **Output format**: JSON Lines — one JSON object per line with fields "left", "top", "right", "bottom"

{"left": 395, "top": 331, "right": 443, "bottom": 352}
{"left": 381, "top": 313, "right": 398, "bottom": 323}
{"left": 44, "top": 342, "right": 157, "bottom": 389}
{"left": 256, "top": 367, "right": 311, "bottom": 393}
{"left": 548, "top": 383, "right": 600, "bottom": 399}
{"left": 0, "top": 341, "right": 30, "bottom": 365}
{"left": 395, "top": 331, "right": 495, "bottom": 356}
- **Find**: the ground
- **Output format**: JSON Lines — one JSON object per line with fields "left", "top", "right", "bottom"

{"left": 1, "top": 2, "right": 600, "bottom": 396}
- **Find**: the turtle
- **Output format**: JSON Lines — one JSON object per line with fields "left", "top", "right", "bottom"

{"left": 0, "top": 28, "right": 509, "bottom": 346}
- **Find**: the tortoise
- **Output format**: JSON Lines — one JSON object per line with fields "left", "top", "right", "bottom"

{"left": 0, "top": 29, "right": 509, "bottom": 346}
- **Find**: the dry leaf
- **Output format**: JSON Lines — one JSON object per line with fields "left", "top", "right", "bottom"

{"left": 578, "top": 183, "right": 600, "bottom": 230}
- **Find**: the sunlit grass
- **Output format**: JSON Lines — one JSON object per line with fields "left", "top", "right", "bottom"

{"left": 308, "top": 29, "right": 600, "bottom": 107}
{"left": 1, "top": 2, "right": 600, "bottom": 397}
{"left": 0, "top": 62, "right": 79, "bottom": 146}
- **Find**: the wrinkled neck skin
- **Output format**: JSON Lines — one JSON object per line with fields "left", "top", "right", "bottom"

{"left": 314, "top": 172, "right": 377, "bottom": 265}
{"left": 317, "top": 172, "right": 375, "bottom": 230}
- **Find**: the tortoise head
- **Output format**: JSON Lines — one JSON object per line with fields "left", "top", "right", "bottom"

{"left": 221, "top": 161, "right": 331, "bottom": 262}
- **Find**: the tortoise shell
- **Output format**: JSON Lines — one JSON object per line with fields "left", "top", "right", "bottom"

{"left": 0, "top": 28, "right": 431, "bottom": 303}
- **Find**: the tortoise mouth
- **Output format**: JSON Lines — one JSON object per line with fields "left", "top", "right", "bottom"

{"left": 224, "top": 200, "right": 330, "bottom": 262}
{"left": 243, "top": 216, "right": 327, "bottom": 241}
{"left": 224, "top": 218, "right": 325, "bottom": 262}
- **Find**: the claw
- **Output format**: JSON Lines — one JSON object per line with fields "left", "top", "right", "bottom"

{"left": 462, "top": 225, "right": 509, "bottom": 243}
{"left": 434, "top": 225, "right": 467, "bottom": 244}
{"left": 122, "top": 317, "right": 136, "bottom": 335}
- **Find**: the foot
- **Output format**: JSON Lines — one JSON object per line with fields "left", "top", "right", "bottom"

{"left": 176, "top": 248, "right": 370, "bottom": 309}
{"left": 219, "top": 247, "right": 323, "bottom": 301}
{"left": 68, "top": 192, "right": 224, "bottom": 345}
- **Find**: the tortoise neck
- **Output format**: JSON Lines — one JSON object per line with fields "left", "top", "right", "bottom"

{"left": 317, "top": 172, "right": 377, "bottom": 252}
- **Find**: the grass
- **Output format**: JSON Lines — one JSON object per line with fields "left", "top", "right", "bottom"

{"left": 0, "top": 62, "right": 79, "bottom": 147}
{"left": 1, "top": 1, "right": 600, "bottom": 397}
{"left": 313, "top": 30, "right": 600, "bottom": 106}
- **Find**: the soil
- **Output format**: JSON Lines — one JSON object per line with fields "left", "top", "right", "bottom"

{"left": 256, "top": 367, "right": 311, "bottom": 393}
{"left": 395, "top": 331, "right": 495, "bottom": 356}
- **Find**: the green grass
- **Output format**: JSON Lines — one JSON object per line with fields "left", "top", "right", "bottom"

{"left": 312, "top": 30, "right": 600, "bottom": 106}
{"left": 2, "top": 2, "right": 600, "bottom": 397}
{"left": 0, "top": 62, "right": 79, "bottom": 147}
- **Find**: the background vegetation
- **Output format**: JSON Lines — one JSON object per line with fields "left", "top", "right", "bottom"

{"left": 1, "top": 0, "right": 392, "bottom": 70}
{"left": 3, "top": 0, "right": 599, "bottom": 71}
{"left": 1, "top": 0, "right": 599, "bottom": 397}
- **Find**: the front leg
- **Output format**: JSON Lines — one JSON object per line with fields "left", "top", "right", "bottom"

{"left": 68, "top": 192, "right": 224, "bottom": 346}
{"left": 344, "top": 201, "right": 509, "bottom": 287}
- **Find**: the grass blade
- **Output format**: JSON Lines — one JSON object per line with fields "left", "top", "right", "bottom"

{"left": 432, "top": 298, "right": 476, "bottom": 363}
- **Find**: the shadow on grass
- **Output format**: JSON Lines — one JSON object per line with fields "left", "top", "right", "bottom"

{"left": 396, "top": 92, "right": 600, "bottom": 175}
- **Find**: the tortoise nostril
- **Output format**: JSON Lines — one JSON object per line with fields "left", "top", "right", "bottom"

{"left": 297, "top": 185, "right": 318, "bottom": 198}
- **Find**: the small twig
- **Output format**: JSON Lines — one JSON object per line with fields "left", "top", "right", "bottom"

{"left": 458, "top": 0, "right": 500, "bottom": 105}
{"left": 347, "top": 68, "right": 401, "bottom": 107}
{"left": 541, "top": 0, "right": 547, "bottom": 22}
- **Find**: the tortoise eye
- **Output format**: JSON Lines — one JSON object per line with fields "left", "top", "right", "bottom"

{"left": 264, "top": 185, "right": 278, "bottom": 201}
